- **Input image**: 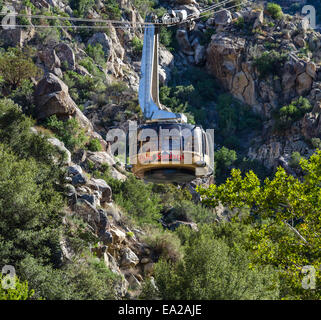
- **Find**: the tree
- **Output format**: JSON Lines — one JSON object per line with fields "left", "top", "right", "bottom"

{"left": 0, "top": 47, "right": 41, "bottom": 94}
{"left": 267, "top": 3, "right": 283, "bottom": 19}
{"left": 197, "top": 150, "right": 321, "bottom": 299}
{"left": 154, "top": 224, "right": 279, "bottom": 300}
{"left": 215, "top": 147, "right": 237, "bottom": 182}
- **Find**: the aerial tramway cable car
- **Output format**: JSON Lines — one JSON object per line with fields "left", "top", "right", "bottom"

{"left": 127, "top": 11, "right": 214, "bottom": 183}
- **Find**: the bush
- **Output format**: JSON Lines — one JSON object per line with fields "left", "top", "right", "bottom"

{"left": 215, "top": 146, "right": 237, "bottom": 182}
{"left": 311, "top": 137, "right": 321, "bottom": 149}
{"left": 105, "top": 0, "right": 121, "bottom": 20}
{"left": 275, "top": 97, "right": 312, "bottom": 130}
{"left": 0, "top": 47, "right": 42, "bottom": 94}
{"left": 0, "top": 99, "right": 65, "bottom": 165}
{"left": 254, "top": 50, "right": 287, "bottom": 78}
{"left": 46, "top": 115, "right": 88, "bottom": 152}
{"left": 18, "top": 254, "right": 119, "bottom": 300}
{"left": 216, "top": 94, "right": 261, "bottom": 138}
{"left": 154, "top": 224, "right": 279, "bottom": 300}
{"left": 107, "top": 175, "right": 162, "bottom": 225}
{"left": 143, "top": 228, "right": 183, "bottom": 263}
{"left": 63, "top": 70, "right": 105, "bottom": 105}
{"left": 0, "top": 100, "right": 65, "bottom": 269}
{"left": 267, "top": 3, "right": 283, "bottom": 19}
{"left": 70, "top": 0, "right": 95, "bottom": 17}
{"left": 87, "top": 138, "right": 102, "bottom": 152}
{"left": 163, "top": 200, "right": 216, "bottom": 224}
{"left": 132, "top": 36, "right": 143, "bottom": 55}
{"left": 85, "top": 43, "right": 106, "bottom": 66}
{"left": 289, "top": 151, "right": 304, "bottom": 168}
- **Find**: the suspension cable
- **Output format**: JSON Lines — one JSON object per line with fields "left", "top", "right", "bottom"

{"left": 0, "top": 0, "right": 251, "bottom": 29}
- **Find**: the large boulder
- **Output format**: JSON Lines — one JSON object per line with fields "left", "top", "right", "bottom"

{"left": 89, "top": 178, "right": 112, "bottom": 203}
{"left": 214, "top": 9, "right": 232, "bottom": 26}
{"left": 120, "top": 248, "right": 140, "bottom": 268}
{"left": 34, "top": 73, "right": 77, "bottom": 119}
{"left": 55, "top": 43, "right": 76, "bottom": 70}
{"left": 296, "top": 72, "right": 313, "bottom": 96}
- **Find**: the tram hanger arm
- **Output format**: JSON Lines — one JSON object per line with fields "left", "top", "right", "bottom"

{"left": 138, "top": 16, "right": 187, "bottom": 123}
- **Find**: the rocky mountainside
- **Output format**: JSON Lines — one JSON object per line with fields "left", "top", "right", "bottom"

{"left": 1, "top": 0, "right": 321, "bottom": 300}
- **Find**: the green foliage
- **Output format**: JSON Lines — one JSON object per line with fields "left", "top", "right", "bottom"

{"left": 0, "top": 274, "right": 35, "bottom": 300}
{"left": 215, "top": 147, "right": 237, "bottom": 181}
{"left": 107, "top": 175, "right": 162, "bottom": 225}
{"left": 0, "top": 99, "right": 65, "bottom": 269}
{"left": 18, "top": 254, "right": 119, "bottom": 300}
{"left": 0, "top": 99, "right": 65, "bottom": 166}
{"left": 164, "top": 200, "right": 216, "bottom": 224}
{"left": 104, "top": 0, "right": 121, "bottom": 20}
{"left": 8, "top": 79, "right": 35, "bottom": 114}
{"left": 254, "top": 50, "right": 288, "bottom": 78}
{"left": 133, "top": 0, "right": 157, "bottom": 19}
{"left": 160, "top": 85, "right": 196, "bottom": 124}
{"left": 87, "top": 138, "right": 102, "bottom": 152}
{"left": 126, "top": 231, "right": 134, "bottom": 238}
{"left": 46, "top": 115, "right": 88, "bottom": 152}
{"left": 216, "top": 94, "right": 261, "bottom": 139}
{"left": 85, "top": 43, "right": 106, "bottom": 66}
{"left": 0, "top": 47, "right": 41, "bottom": 94}
{"left": 154, "top": 224, "right": 279, "bottom": 300}
{"left": 159, "top": 27, "right": 176, "bottom": 50}
{"left": 267, "top": 3, "right": 283, "bottom": 19}
{"left": 289, "top": 151, "right": 304, "bottom": 169}
{"left": 311, "top": 137, "right": 321, "bottom": 149}
{"left": 70, "top": 0, "right": 95, "bottom": 17}
{"left": 143, "top": 228, "right": 183, "bottom": 263}
{"left": 275, "top": 97, "right": 312, "bottom": 130}
{"left": 78, "top": 57, "right": 102, "bottom": 77}
{"left": 132, "top": 35, "right": 143, "bottom": 55}
{"left": 198, "top": 150, "right": 321, "bottom": 299}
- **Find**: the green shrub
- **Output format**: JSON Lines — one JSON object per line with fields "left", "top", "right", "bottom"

{"left": 18, "top": 254, "right": 119, "bottom": 300}
{"left": 154, "top": 224, "right": 279, "bottom": 300}
{"left": 216, "top": 94, "right": 261, "bottom": 138}
{"left": 132, "top": 35, "right": 143, "bottom": 55}
{"left": 85, "top": 43, "right": 106, "bottom": 66}
{"left": 46, "top": 115, "right": 88, "bottom": 152}
{"left": 70, "top": 0, "right": 95, "bottom": 17}
{"left": 267, "top": 3, "right": 283, "bottom": 19}
{"left": 254, "top": 50, "right": 287, "bottom": 78}
{"left": 63, "top": 70, "right": 102, "bottom": 104}
{"left": 311, "top": 137, "right": 321, "bottom": 149}
{"left": 275, "top": 97, "right": 312, "bottom": 130}
{"left": 164, "top": 200, "right": 216, "bottom": 224}
{"left": 215, "top": 146, "right": 237, "bottom": 179}
{"left": 107, "top": 175, "right": 162, "bottom": 225}
{"left": 87, "top": 138, "right": 102, "bottom": 152}
{"left": 105, "top": 0, "right": 121, "bottom": 20}
{"left": 143, "top": 228, "right": 183, "bottom": 263}
{"left": 0, "top": 47, "right": 42, "bottom": 94}
{"left": 289, "top": 151, "right": 304, "bottom": 168}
